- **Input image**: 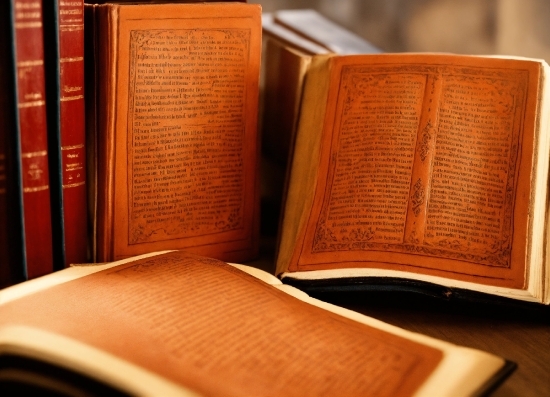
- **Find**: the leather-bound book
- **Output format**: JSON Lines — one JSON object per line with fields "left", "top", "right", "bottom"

{"left": 277, "top": 53, "right": 550, "bottom": 306}
{"left": 0, "top": 0, "right": 54, "bottom": 282}
{"left": 85, "top": 2, "right": 261, "bottom": 263}
{"left": 43, "top": 0, "right": 88, "bottom": 268}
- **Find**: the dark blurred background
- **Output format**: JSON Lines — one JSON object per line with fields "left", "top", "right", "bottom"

{"left": 252, "top": 0, "right": 550, "bottom": 61}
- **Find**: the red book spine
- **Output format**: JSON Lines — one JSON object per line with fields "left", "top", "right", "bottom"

{"left": 58, "top": 0, "right": 87, "bottom": 265}
{"left": 14, "top": 0, "right": 54, "bottom": 278}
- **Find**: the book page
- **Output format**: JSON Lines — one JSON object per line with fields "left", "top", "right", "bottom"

{"left": 292, "top": 55, "right": 542, "bottom": 288}
{"left": 0, "top": 251, "right": 442, "bottom": 397}
{"left": 98, "top": 3, "right": 260, "bottom": 262}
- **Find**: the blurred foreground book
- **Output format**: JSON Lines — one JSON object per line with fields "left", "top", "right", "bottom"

{"left": 0, "top": 251, "right": 514, "bottom": 396}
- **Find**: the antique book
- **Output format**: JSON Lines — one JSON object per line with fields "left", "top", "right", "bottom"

{"left": 0, "top": 251, "right": 514, "bottom": 396}
{"left": 260, "top": 10, "right": 381, "bottom": 239}
{"left": 277, "top": 53, "right": 550, "bottom": 305}
{"left": 261, "top": 38, "right": 315, "bottom": 167}
{"left": 267, "top": 9, "right": 380, "bottom": 55}
{"left": 262, "top": 10, "right": 381, "bottom": 165}
{"left": 0, "top": 0, "right": 54, "bottom": 283}
{"left": 85, "top": 2, "right": 261, "bottom": 263}
{"left": 43, "top": 0, "right": 88, "bottom": 269}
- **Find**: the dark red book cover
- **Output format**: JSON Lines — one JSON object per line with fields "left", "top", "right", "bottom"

{"left": 43, "top": 0, "right": 88, "bottom": 268}
{"left": 58, "top": 0, "right": 87, "bottom": 266}
{"left": 13, "top": 0, "right": 54, "bottom": 279}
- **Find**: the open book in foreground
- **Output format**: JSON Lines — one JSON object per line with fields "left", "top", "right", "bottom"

{"left": 0, "top": 251, "right": 513, "bottom": 396}
{"left": 277, "top": 53, "right": 550, "bottom": 305}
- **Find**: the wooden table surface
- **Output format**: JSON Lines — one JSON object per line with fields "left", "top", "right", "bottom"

{"left": 316, "top": 290, "right": 550, "bottom": 397}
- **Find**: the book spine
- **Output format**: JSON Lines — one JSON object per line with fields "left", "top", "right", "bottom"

{"left": 94, "top": 4, "right": 117, "bottom": 262}
{"left": 43, "top": 0, "right": 87, "bottom": 268}
{"left": 58, "top": 0, "right": 87, "bottom": 266}
{"left": 84, "top": 3, "right": 113, "bottom": 262}
{"left": 0, "top": 4, "right": 11, "bottom": 286}
{"left": 84, "top": 4, "right": 98, "bottom": 262}
{"left": 13, "top": 0, "right": 54, "bottom": 279}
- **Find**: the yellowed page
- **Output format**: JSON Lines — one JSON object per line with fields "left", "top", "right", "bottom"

{"left": 1, "top": 251, "right": 443, "bottom": 397}
{"left": 0, "top": 251, "right": 507, "bottom": 396}
{"left": 0, "top": 325, "right": 199, "bottom": 397}
{"left": 281, "top": 53, "right": 547, "bottom": 291}
{"left": 92, "top": 3, "right": 261, "bottom": 263}
{"left": 276, "top": 54, "right": 335, "bottom": 274}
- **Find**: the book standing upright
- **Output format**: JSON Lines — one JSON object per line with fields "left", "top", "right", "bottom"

{"left": 0, "top": 0, "right": 54, "bottom": 284}
{"left": 261, "top": 10, "right": 381, "bottom": 167}
{"left": 85, "top": 2, "right": 262, "bottom": 263}
{"left": 43, "top": 0, "right": 88, "bottom": 269}
{"left": 0, "top": 1, "right": 23, "bottom": 287}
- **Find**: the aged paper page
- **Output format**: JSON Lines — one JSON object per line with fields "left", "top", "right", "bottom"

{"left": 291, "top": 54, "right": 542, "bottom": 289}
{"left": 94, "top": 3, "right": 260, "bottom": 262}
{"left": 0, "top": 251, "right": 442, "bottom": 397}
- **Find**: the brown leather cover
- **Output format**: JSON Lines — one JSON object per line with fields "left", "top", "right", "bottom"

{"left": 58, "top": 0, "right": 88, "bottom": 266}
{"left": 86, "top": 3, "right": 261, "bottom": 263}
{"left": 13, "top": 0, "right": 54, "bottom": 279}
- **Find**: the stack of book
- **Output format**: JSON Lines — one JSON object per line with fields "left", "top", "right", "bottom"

{"left": 1, "top": 2, "right": 549, "bottom": 395}
{"left": 0, "top": 0, "right": 86, "bottom": 286}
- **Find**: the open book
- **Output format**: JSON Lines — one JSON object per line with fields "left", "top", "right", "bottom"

{"left": 277, "top": 53, "right": 550, "bottom": 305}
{"left": 0, "top": 251, "right": 513, "bottom": 396}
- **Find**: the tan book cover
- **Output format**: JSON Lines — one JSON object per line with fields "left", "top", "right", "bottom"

{"left": 85, "top": 2, "right": 261, "bottom": 263}
{"left": 0, "top": 251, "right": 510, "bottom": 396}
{"left": 277, "top": 53, "right": 550, "bottom": 305}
